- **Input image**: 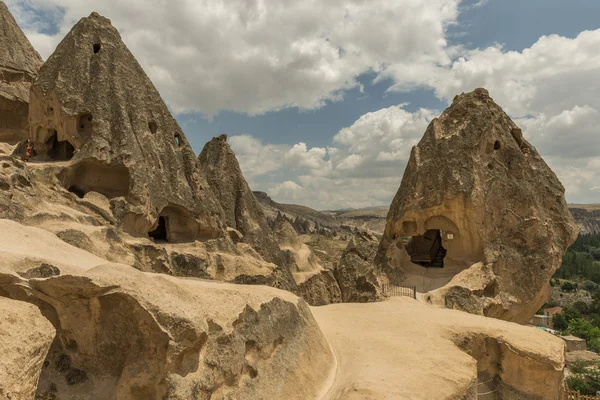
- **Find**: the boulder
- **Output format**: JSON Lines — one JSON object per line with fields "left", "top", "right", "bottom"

{"left": 334, "top": 232, "right": 381, "bottom": 302}
{"left": 376, "top": 88, "right": 578, "bottom": 323}
{"left": 27, "top": 12, "right": 225, "bottom": 241}
{"left": 0, "top": 297, "right": 55, "bottom": 400}
{"left": 0, "top": 1, "right": 43, "bottom": 144}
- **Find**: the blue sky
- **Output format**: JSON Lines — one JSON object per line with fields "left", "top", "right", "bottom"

{"left": 7, "top": 0, "right": 600, "bottom": 209}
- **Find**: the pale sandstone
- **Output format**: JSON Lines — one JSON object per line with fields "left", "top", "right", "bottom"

{"left": 377, "top": 88, "right": 578, "bottom": 323}
{"left": 0, "top": 219, "right": 334, "bottom": 400}
{"left": 27, "top": 12, "right": 225, "bottom": 241}
{"left": 274, "top": 219, "right": 342, "bottom": 305}
{"left": 313, "top": 297, "right": 566, "bottom": 400}
{"left": 0, "top": 297, "right": 55, "bottom": 400}
{"left": 335, "top": 231, "right": 381, "bottom": 302}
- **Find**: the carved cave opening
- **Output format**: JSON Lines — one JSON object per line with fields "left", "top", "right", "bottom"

{"left": 148, "top": 205, "right": 199, "bottom": 244}
{"left": 63, "top": 160, "right": 130, "bottom": 199}
{"left": 405, "top": 229, "right": 447, "bottom": 268}
{"left": 148, "top": 216, "right": 168, "bottom": 243}
{"left": 149, "top": 121, "right": 157, "bottom": 134}
{"left": 45, "top": 130, "right": 75, "bottom": 161}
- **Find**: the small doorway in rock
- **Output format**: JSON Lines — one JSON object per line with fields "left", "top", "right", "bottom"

{"left": 405, "top": 229, "right": 447, "bottom": 268}
{"left": 46, "top": 130, "right": 75, "bottom": 161}
{"left": 149, "top": 216, "right": 168, "bottom": 242}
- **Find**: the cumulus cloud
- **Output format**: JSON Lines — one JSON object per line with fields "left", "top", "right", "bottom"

{"left": 7, "top": 1, "right": 598, "bottom": 206}
{"left": 7, "top": 0, "right": 460, "bottom": 117}
{"left": 228, "top": 134, "right": 287, "bottom": 183}
{"left": 284, "top": 143, "right": 327, "bottom": 170}
{"left": 412, "top": 29, "right": 600, "bottom": 204}
{"left": 232, "top": 26, "right": 600, "bottom": 207}
{"left": 229, "top": 104, "right": 436, "bottom": 209}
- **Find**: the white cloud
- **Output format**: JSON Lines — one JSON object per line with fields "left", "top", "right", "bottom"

{"left": 228, "top": 134, "right": 287, "bottom": 183}
{"left": 284, "top": 143, "right": 327, "bottom": 170}
{"left": 7, "top": 0, "right": 460, "bottom": 117}
{"left": 230, "top": 104, "right": 436, "bottom": 209}
{"left": 6, "top": 1, "right": 599, "bottom": 206}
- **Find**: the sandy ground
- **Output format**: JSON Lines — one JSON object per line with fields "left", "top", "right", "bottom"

{"left": 312, "top": 297, "right": 565, "bottom": 400}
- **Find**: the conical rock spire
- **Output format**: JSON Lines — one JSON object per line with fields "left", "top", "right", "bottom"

{"left": 29, "top": 12, "right": 224, "bottom": 240}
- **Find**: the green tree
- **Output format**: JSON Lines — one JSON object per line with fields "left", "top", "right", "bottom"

{"left": 553, "top": 313, "right": 568, "bottom": 331}
{"left": 574, "top": 301, "right": 590, "bottom": 315}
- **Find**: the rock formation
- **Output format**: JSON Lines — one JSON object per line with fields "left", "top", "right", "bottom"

{"left": 274, "top": 219, "right": 342, "bottom": 305}
{"left": 0, "top": 1, "right": 43, "bottom": 144}
{"left": 335, "top": 231, "right": 381, "bottom": 302}
{"left": 0, "top": 220, "right": 335, "bottom": 400}
{"left": 0, "top": 297, "right": 55, "bottom": 400}
{"left": 0, "top": 7, "right": 574, "bottom": 398}
{"left": 27, "top": 12, "right": 224, "bottom": 241}
{"left": 569, "top": 205, "right": 600, "bottom": 235}
{"left": 198, "top": 134, "right": 281, "bottom": 260}
{"left": 377, "top": 88, "right": 578, "bottom": 323}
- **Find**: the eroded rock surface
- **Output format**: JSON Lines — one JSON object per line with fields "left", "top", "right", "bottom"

{"left": 0, "top": 1, "right": 43, "bottom": 144}
{"left": 377, "top": 88, "right": 578, "bottom": 323}
{"left": 27, "top": 12, "right": 224, "bottom": 241}
{"left": 274, "top": 219, "right": 342, "bottom": 305}
{"left": 0, "top": 297, "right": 55, "bottom": 400}
{"left": 334, "top": 231, "right": 381, "bottom": 303}
{"left": 0, "top": 220, "right": 334, "bottom": 400}
{"left": 198, "top": 135, "right": 278, "bottom": 257}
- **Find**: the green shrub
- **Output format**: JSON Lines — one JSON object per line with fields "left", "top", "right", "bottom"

{"left": 562, "top": 281, "right": 579, "bottom": 292}
{"left": 564, "top": 307, "right": 583, "bottom": 322}
{"left": 567, "top": 375, "right": 590, "bottom": 394}
{"left": 589, "top": 337, "right": 600, "bottom": 354}
{"left": 583, "top": 280, "right": 599, "bottom": 291}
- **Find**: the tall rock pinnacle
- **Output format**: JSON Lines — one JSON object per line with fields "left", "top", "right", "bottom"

{"left": 28, "top": 12, "right": 224, "bottom": 241}
{"left": 377, "top": 88, "right": 578, "bottom": 323}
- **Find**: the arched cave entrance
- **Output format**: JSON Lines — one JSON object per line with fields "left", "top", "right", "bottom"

{"left": 147, "top": 205, "right": 198, "bottom": 243}
{"left": 44, "top": 130, "right": 75, "bottom": 161}
{"left": 405, "top": 229, "right": 447, "bottom": 268}
{"left": 148, "top": 216, "right": 168, "bottom": 242}
{"left": 62, "top": 160, "right": 130, "bottom": 199}
{"left": 393, "top": 216, "right": 483, "bottom": 293}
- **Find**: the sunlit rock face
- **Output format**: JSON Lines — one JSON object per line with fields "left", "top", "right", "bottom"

{"left": 0, "top": 1, "right": 43, "bottom": 144}
{"left": 28, "top": 12, "right": 225, "bottom": 241}
{"left": 377, "top": 88, "right": 578, "bottom": 323}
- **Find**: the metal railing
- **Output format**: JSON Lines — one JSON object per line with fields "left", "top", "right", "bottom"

{"left": 382, "top": 283, "right": 416, "bottom": 299}
{"left": 566, "top": 390, "right": 600, "bottom": 399}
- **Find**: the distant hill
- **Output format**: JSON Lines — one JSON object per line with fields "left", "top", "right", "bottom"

{"left": 254, "top": 192, "right": 599, "bottom": 237}
{"left": 253, "top": 191, "right": 386, "bottom": 235}
{"left": 253, "top": 191, "right": 335, "bottom": 225}
{"left": 568, "top": 204, "right": 600, "bottom": 235}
